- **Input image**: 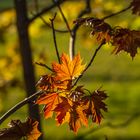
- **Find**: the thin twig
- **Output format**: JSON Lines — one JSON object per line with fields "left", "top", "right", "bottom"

{"left": 73, "top": 41, "right": 105, "bottom": 86}
{"left": 35, "top": 62, "right": 53, "bottom": 72}
{"left": 40, "top": 16, "right": 69, "bottom": 33}
{"left": 76, "top": 112, "right": 140, "bottom": 139}
{"left": 0, "top": 90, "right": 43, "bottom": 125}
{"left": 56, "top": 3, "right": 72, "bottom": 36}
{"left": 29, "top": 0, "right": 64, "bottom": 24}
{"left": 102, "top": 5, "right": 132, "bottom": 20}
{"left": 69, "top": 0, "right": 91, "bottom": 60}
{"left": 30, "top": 11, "right": 69, "bottom": 33}
{"left": 50, "top": 13, "right": 61, "bottom": 63}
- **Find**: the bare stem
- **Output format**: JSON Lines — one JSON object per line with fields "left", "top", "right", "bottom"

{"left": 102, "top": 5, "right": 132, "bottom": 20}
{"left": 40, "top": 15, "right": 69, "bottom": 33}
{"left": 35, "top": 62, "right": 53, "bottom": 72}
{"left": 0, "top": 90, "right": 43, "bottom": 125}
{"left": 69, "top": 0, "right": 91, "bottom": 60}
{"left": 50, "top": 13, "right": 61, "bottom": 63}
{"left": 73, "top": 41, "right": 105, "bottom": 86}
{"left": 29, "top": 0, "right": 64, "bottom": 24}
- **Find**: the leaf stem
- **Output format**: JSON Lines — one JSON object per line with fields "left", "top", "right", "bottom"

{"left": 73, "top": 41, "right": 105, "bottom": 86}
{"left": 102, "top": 5, "right": 132, "bottom": 20}
{"left": 50, "top": 14, "right": 61, "bottom": 63}
{"left": 35, "top": 62, "right": 53, "bottom": 72}
{"left": 69, "top": 0, "right": 91, "bottom": 60}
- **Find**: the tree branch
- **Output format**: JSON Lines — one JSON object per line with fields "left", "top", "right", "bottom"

{"left": 35, "top": 62, "right": 53, "bottom": 72}
{"left": 56, "top": 3, "right": 72, "bottom": 36}
{"left": 50, "top": 14, "right": 61, "bottom": 63}
{"left": 102, "top": 5, "right": 132, "bottom": 20}
{"left": 39, "top": 15, "right": 69, "bottom": 33}
{"left": 0, "top": 90, "right": 43, "bottom": 125}
{"left": 73, "top": 41, "right": 105, "bottom": 86}
{"left": 29, "top": 0, "right": 64, "bottom": 24}
{"left": 69, "top": 0, "right": 91, "bottom": 60}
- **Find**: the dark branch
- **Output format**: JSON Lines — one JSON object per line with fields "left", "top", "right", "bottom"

{"left": 35, "top": 62, "right": 53, "bottom": 72}
{"left": 50, "top": 14, "right": 61, "bottom": 63}
{"left": 0, "top": 90, "right": 43, "bottom": 125}
{"left": 29, "top": 0, "right": 64, "bottom": 24}
{"left": 73, "top": 41, "right": 105, "bottom": 86}
{"left": 102, "top": 5, "right": 132, "bottom": 20}
{"left": 56, "top": 3, "right": 72, "bottom": 36}
{"left": 40, "top": 15, "right": 69, "bottom": 33}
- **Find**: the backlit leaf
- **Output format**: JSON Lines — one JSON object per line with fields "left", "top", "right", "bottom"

{"left": 69, "top": 103, "right": 88, "bottom": 133}
{"left": 36, "top": 93, "right": 59, "bottom": 119}
{"left": 52, "top": 53, "right": 85, "bottom": 81}
{"left": 74, "top": 17, "right": 112, "bottom": 43}
{"left": 82, "top": 89, "right": 107, "bottom": 124}
{"left": 0, "top": 118, "right": 41, "bottom": 140}
{"left": 112, "top": 28, "right": 140, "bottom": 59}
{"left": 54, "top": 97, "right": 71, "bottom": 124}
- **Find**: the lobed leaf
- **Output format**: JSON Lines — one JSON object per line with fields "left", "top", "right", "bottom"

{"left": 0, "top": 118, "right": 41, "bottom": 140}
{"left": 82, "top": 89, "right": 108, "bottom": 124}
{"left": 112, "top": 28, "right": 140, "bottom": 59}
{"left": 36, "top": 93, "right": 59, "bottom": 119}
{"left": 52, "top": 53, "right": 85, "bottom": 81}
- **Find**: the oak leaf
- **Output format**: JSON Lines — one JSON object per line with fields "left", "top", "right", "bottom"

{"left": 36, "top": 93, "right": 59, "bottom": 119}
{"left": 52, "top": 53, "right": 85, "bottom": 81}
{"left": 82, "top": 89, "right": 107, "bottom": 124}
{"left": 0, "top": 118, "right": 41, "bottom": 140}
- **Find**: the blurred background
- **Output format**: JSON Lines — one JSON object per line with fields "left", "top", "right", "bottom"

{"left": 0, "top": 0, "right": 140, "bottom": 139}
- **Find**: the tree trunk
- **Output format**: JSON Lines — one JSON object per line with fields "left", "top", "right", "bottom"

{"left": 14, "top": 0, "right": 42, "bottom": 139}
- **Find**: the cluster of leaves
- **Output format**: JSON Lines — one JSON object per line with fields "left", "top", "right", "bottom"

{"left": 0, "top": 118, "right": 41, "bottom": 140}
{"left": 74, "top": 17, "right": 140, "bottom": 59}
{"left": 36, "top": 53, "right": 107, "bottom": 133}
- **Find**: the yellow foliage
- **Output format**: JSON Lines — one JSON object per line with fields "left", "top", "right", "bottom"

{"left": 0, "top": 10, "right": 15, "bottom": 27}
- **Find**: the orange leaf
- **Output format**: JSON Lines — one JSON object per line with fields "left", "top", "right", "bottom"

{"left": 0, "top": 118, "right": 41, "bottom": 140}
{"left": 54, "top": 97, "right": 71, "bottom": 125}
{"left": 36, "top": 74, "right": 72, "bottom": 91}
{"left": 69, "top": 103, "right": 88, "bottom": 133}
{"left": 112, "top": 28, "right": 140, "bottom": 59}
{"left": 68, "top": 85, "right": 85, "bottom": 102}
{"left": 83, "top": 89, "right": 107, "bottom": 124}
{"left": 74, "top": 17, "right": 112, "bottom": 43}
{"left": 54, "top": 98, "right": 88, "bottom": 133}
{"left": 36, "top": 93, "right": 59, "bottom": 119}
{"left": 26, "top": 118, "right": 42, "bottom": 140}
{"left": 36, "top": 74, "right": 56, "bottom": 91}
{"left": 52, "top": 53, "right": 85, "bottom": 81}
